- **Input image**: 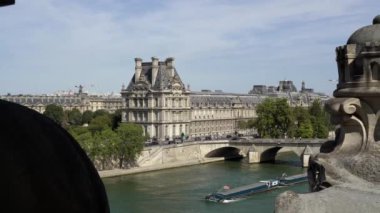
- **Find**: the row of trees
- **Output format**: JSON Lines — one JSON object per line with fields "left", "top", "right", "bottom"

{"left": 43, "top": 104, "right": 146, "bottom": 170}
{"left": 239, "top": 98, "right": 331, "bottom": 139}
{"left": 43, "top": 105, "right": 122, "bottom": 129}
{"left": 68, "top": 123, "right": 146, "bottom": 170}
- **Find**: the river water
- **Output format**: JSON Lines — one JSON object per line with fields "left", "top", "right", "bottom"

{"left": 103, "top": 153, "right": 309, "bottom": 213}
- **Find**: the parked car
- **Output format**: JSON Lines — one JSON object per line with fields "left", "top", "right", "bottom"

{"left": 230, "top": 136, "right": 240, "bottom": 141}
{"left": 174, "top": 137, "right": 183, "bottom": 144}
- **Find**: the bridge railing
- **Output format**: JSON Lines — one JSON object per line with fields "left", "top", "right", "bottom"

{"left": 144, "top": 138, "right": 327, "bottom": 150}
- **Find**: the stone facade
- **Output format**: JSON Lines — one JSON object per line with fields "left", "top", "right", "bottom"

{"left": 121, "top": 57, "right": 191, "bottom": 141}
{"left": 121, "top": 57, "right": 259, "bottom": 141}
{"left": 189, "top": 91, "right": 259, "bottom": 138}
{"left": 0, "top": 92, "right": 123, "bottom": 113}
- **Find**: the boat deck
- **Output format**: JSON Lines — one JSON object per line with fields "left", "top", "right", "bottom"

{"left": 217, "top": 182, "right": 267, "bottom": 196}
{"left": 206, "top": 173, "right": 308, "bottom": 203}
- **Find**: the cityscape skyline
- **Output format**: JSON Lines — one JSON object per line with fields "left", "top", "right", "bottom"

{"left": 1, "top": 0, "right": 379, "bottom": 95}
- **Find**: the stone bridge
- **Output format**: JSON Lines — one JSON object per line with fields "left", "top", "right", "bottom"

{"left": 138, "top": 139, "right": 325, "bottom": 168}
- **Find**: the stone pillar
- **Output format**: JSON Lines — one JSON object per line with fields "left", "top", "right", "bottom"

{"left": 301, "top": 145, "right": 312, "bottom": 168}
{"left": 248, "top": 151, "right": 260, "bottom": 163}
{"left": 248, "top": 146, "right": 260, "bottom": 163}
{"left": 301, "top": 154, "right": 310, "bottom": 168}
{"left": 151, "top": 57, "right": 159, "bottom": 86}
{"left": 166, "top": 57, "right": 175, "bottom": 77}
{"left": 135, "top": 58, "right": 142, "bottom": 83}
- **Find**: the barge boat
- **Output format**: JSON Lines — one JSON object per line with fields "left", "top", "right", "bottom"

{"left": 205, "top": 173, "right": 307, "bottom": 203}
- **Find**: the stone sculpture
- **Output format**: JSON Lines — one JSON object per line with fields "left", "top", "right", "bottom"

{"left": 275, "top": 15, "right": 380, "bottom": 213}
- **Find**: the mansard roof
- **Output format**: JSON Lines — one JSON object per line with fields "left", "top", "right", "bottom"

{"left": 190, "top": 92, "right": 262, "bottom": 107}
{"left": 126, "top": 61, "right": 186, "bottom": 91}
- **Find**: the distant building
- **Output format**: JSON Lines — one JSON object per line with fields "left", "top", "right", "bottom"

{"left": 189, "top": 91, "right": 259, "bottom": 139}
{"left": 0, "top": 89, "right": 123, "bottom": 113}
{"left": 249, "top": 80, "right": 329, "bottom": 107}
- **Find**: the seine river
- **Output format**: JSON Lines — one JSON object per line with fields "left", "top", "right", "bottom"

{"left": 103, "top": 153, "right": 308, "bottom": 213}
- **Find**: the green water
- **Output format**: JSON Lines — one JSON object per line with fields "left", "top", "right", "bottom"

{"left": 103, "top": 153, "right": 309, "bottom": 213}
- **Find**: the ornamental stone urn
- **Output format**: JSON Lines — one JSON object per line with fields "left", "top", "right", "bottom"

{"left": 275, "top": 16, "right": 380, "bottom": 213}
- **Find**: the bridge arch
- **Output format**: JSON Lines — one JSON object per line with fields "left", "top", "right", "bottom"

{"left": 260, "top": 147, "right": 283, "bottom": 162}
{"left": 205, "top": 147, "right": 243, "bottom": 160}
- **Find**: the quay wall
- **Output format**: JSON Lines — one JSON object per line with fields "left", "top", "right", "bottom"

{"left": 99, "top": 139, "right": 323, "bottom": 178}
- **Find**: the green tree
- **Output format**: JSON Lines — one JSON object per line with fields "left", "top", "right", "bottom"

{"left": 309, "top": 99, "right": 323, "bottom": 117}
{"left": 254, "top": 98, "right": 293, "bottom": 138}
{"left": 68, "top": 126, "right": 95, "bottom": 160}
{"left": 93, "top": 109, "right": 109, "bottom": 118}
{"left": 88, "top": 115, "right": 112, "bottom": 133}
{"left": 292, "top": 106, "right": 314, "bottom": 138}
{"left": 297, "top": 119, "right": 314, "bottom": 138}
{"left": 94, "top": 128, "right": 120, "bottom": 170}
{"left": 115, "top": 123, "right": 146, "bottom": 168}
{"left": 43, "top": 104, "right": 64, "bottom": 125}
{"left": 111, "top": 109, "right": 123, "bottom": 130}
{"left": 82, "top": 110, "right": 94, "bottom": 124}
{"left": 67, "top": 108, "right": 82, "bottom": 125}
{"left": 309, "top": 100, "right": 330, "bottom": 138}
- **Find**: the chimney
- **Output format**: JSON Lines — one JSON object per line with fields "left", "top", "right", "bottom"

{"left": 151, "top": 57, "right": 159, "bottom": 86}
{"left": 135, "top": 58, "right": 142, "bottom": 83}
{"left": 166, "top": 57, "right": 175, "bottom": 77}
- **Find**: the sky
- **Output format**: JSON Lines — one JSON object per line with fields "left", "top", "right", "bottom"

{"left": 0, "top": 0, "right": 379, "bottom": 96}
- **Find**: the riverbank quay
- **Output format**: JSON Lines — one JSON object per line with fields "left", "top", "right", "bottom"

{"left": 99, "top": 158, "right": 223, "bottom": 178}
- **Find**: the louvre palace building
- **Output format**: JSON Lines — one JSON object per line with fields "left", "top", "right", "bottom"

{"left": 121, "top": 57, "right": 329, "bottom": 142}
{"left": 0, "top": 87, "right": 123, "bottom": 114}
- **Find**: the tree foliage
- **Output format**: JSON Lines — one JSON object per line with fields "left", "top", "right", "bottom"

{"left": 69, "top": 121, "right": 146, "bottom": 170}
{"left": 309, "top": 100, "right": 330, "bottom": 138}
{"left": 115, "top": 123, "right": 146, "bottom": 168}
{"left": 43, "top": 104, "right": 64, "bottom": 125}
{"left": 67, "top": 108, "right": 82, "bottom": 125}
{"left": 93, "top": 128, "right": 120, "bottom": 170}
{"left": 253, "top": 98, "right": 331, "bottom": 139}
{"left": 88, "top": 115, "right": 112, "bottom": 133}
{"left": 93, "top": 109, "right": 109, "bottom": 118}
{"left": 68, "top": 126, "right": 94, "bottom": 158}
{"left": 82, "top": 110, "right": 94, "bottom": 124}
{"left": 254, "top": 98, "right": 293, "bottom": 138}
{"left": 111, "top": 109, "right": 123, "bottom": 130}
{"left": 292, "top": 107, "right": 313, "bottom": 138}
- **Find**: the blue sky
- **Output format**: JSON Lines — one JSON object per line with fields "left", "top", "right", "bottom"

{"left": 0, "top": 0, "right": 379, "bottom": 96}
